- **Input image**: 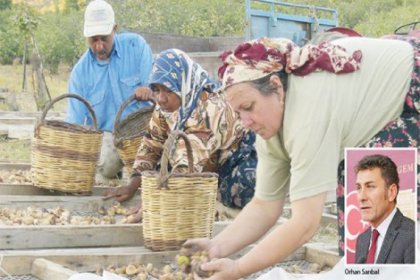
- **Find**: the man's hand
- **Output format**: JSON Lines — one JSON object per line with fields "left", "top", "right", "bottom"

{"left": 134, "top": 86, "right": 153, "bottom": 101}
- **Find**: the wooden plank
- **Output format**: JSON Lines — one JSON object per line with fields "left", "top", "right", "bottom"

{"left": 304, "top": 243, "right": 340, "bottom": 267}
{"left": 31, "top": 258, "right": 77, "bottom": 280}
{"left": 0, "top": 195, "right": 143, "bottom": 250}
{"left": 8, "top": 128, "right": 32, "bottom": 139}
{"left": 0, "top": 217, "right": 235, "bottom": 250}
{"left": 0, "top": 117, "right": 36, "bottom": 125}
{"left": 0, "top": 224, "right": 143, "bottom": 250}
{"left": 0, "top": 194, "right": 335, "bottom": 256}
{"left": 0, "top": 246, "right": 178, "bottom": 275}
{"left": 0, "top": 129, "right": 8, "bottom": 136}
{"left": 0, "top": 111, "right": 64, "bottom": 118}
{"left": 0, "top": 162, "right": 31, "bottom": 170}
{"left": 0, "top": 195, "right": 140, "bottom": 212}
{"left": 0, "top": 220, "right": 285, "bottom": 250}
{"left": 0, "top": 184, "right": 54, "bottom": 196}
{"left": 320, "top": 213, "right": 337, "bottom": 228}
{"left": 0, "top": 244, "right": 306, "bottom": 276}
{"left": 0, "top": 202, "right": 284, "bottom": 250}
{"left": 0, "top": 184, "right": 129, "bottom": 196}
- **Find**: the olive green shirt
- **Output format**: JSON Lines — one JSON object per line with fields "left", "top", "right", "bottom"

{"left": 255, "top": 37, "right": 413, "bottom": 202}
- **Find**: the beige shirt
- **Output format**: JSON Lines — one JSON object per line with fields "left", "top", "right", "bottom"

{"left": 255, "top": 37, "right": 413, "bottom": 202}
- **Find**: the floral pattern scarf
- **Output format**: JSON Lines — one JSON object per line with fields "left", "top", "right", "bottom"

{"left": 149, "top": 48, "right": 218, "bottom": 130}
{"left": 218, "top": 37, "right": 363, "bottom": 88}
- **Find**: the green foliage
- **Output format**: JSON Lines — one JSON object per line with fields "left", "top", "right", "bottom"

{"left": 0, "top": 4, "right": 84, "bottom": 72}
{"left": 0, "top": 0, "right": 419, "bottom": 71}
{"left": 251, "top": 0, "right": 337, "bottom": 20}
{"left": 111, "top": 0, "right": 245, "bottom": 37}
{"left": 64, "top": 0, "right": 79, "bottom": 12}
{"left": 0, "top": 10, "right": 23, "bottom": 64}
{"left": 13, "top": 4, "right": 39, "bottom": 35}
{"left": 0, "top": 0, "right": 11, "bottom": 10}
{"left": 354, "top": 2, "right": 419, "bottom": 37}
{"left": 0, "top": 4, "right": 39, "bottom": 64}
{"left": 334, "top": 0, "right": 418, "bottom": 29}
{"left": 34, "top": 10, "right": 85, "bottom": 73}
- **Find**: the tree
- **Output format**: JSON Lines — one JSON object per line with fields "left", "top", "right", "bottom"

{"left": 354, "top": 2, "right": 419, "bottom": 37}
{"left": 0, "top": 9, "right": 22, "bottom": 64}
{"left": 64, "top": 0, "right": 79, "bottom": 13}
{"left": 14, "top": 4, "right": 52, "bottom": 109}
{"left": 0, "top": 0, "right": 11, "bottom": 10}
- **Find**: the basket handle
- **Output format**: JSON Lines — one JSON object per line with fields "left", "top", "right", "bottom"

{"left": 158, "top": 130, "right": 194, "bottom": 189}
{"left": 114, "top": 94, "right": 156, "bottom": 131}
{"left": 35, "top": 93, "right": 99, "bottom": 137}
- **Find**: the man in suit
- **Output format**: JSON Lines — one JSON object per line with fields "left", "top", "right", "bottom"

{"left": 354, "top": 154, "right": 415, "bottom": 264}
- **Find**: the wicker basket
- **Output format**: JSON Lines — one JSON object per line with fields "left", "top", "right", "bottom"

{"left": 31, "top": 94, "right": 103, "bottom": 194}
{"left": 142, "top": 130, "right": 218, "bottom": 251}
{"left": 113, "top": 95, "right": 155, "bottom": 174}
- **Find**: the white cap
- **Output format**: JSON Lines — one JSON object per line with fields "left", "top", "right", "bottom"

{"left": 83, "top": 0, "right": 115, "bottom": 37}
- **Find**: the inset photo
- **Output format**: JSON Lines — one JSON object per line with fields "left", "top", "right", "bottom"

{"left": 345, "top": 148, "right": 417, "bottom": 264}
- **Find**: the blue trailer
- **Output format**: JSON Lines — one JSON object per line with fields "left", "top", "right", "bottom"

{"left": 245, "top": 0, "right": 338, "bottom": 46}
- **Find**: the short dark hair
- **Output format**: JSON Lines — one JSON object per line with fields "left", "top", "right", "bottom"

{"left": 246, "top": 70, "right": 288, "bottom": 96}
{"left": 355, "top": 154, "right": 400, "bottom": 199}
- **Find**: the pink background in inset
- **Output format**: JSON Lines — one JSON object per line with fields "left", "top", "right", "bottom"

{"left": 345, "top": 148, "right": 416, "bottom": 264}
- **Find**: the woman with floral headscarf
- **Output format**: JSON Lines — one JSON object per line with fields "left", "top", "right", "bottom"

{"left": 184, "top": 35, "right": 418, "bottom": 278}
{"left": 104, "top": 48, "right": 257, "bottom": 216}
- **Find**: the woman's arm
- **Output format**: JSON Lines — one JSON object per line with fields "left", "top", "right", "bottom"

{"left": 236, "top": 192, "right": 326, "bottom": 276}
{"left": 203, "top": 192, "right": 327, "bottom": 279}
{"left": 103, "top": 110, "right": 168, "bottom": 202}
{"left": 212, "top": 196, "right": 285, "bottom": 258}
{"left": 132, "top": 109, "right": 169, "bottom": 173}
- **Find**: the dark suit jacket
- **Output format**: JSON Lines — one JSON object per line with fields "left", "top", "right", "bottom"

{"left": 355, "top": 208, "right": 415, "bottom": 264}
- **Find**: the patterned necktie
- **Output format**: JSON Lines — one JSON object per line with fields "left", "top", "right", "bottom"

{"left": 366, "top": 229, "right": 379, "bottom": 264}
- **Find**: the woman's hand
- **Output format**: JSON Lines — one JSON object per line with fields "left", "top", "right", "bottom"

{"left": 122, "top": 205, "right": 143, "bottom": 223}
{"left": 134, "top": 86, "right": 153, "bottom": 101}
{"left": 183, "top": 238, "right": 222, "bottom": 260}
{"left": 102, "top": 177, "right": 141, "bottom": 203}
{"left": 102, "top": 185, "right": 136, "bottom": 202}
{"left": 198, "top": 258, "right": 242, "bottom": 280}
{"left": 182, "top": 240, "right": 241, "bottom": 279}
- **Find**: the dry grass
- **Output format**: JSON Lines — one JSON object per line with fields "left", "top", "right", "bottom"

{"left": 0, "top": 137, "right": 31, "bottom": 162}
{"left": 0, "top": 64, "right": 69, "bottom": 161}
{"left": 0, "top": 64, "right": 70, "bottom": 112}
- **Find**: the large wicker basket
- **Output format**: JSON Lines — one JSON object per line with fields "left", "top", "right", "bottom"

{"left": 142, "top": 130, "right": 218, "bottom": 251}
{"left": 113, "top": 95, "right": 155, "bottom": 174}
{"left": 31, "top": 94, "right": 103, "bottom": 194}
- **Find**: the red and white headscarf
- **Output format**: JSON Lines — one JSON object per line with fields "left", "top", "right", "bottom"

{"left": 218, "top": 37, "right": 362, "bottom": 88}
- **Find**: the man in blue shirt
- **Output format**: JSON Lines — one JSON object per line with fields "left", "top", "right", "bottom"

{"left": 66, "top": 0, "right": 153, "bottom": 181}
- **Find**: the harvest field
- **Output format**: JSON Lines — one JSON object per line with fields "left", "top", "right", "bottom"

{"left": 4, "top": 0, "right": 416, "bottom": 278}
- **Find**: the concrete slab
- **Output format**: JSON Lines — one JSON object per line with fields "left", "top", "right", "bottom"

{"left": 8, "top": 128, "right": 32, "bottom": 139}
